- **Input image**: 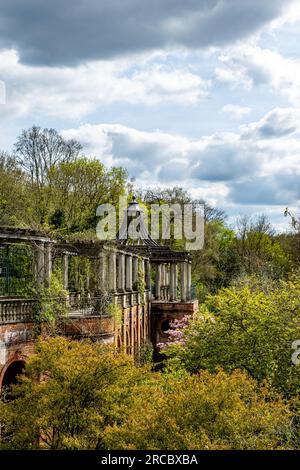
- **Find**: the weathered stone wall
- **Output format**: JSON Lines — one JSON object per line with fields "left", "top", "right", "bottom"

{"left": 0, "top": 299, "right": 151, "bottom": 388}
{"left": 151, "top": 300, "right": 199, "bottom": 359}
{"left": 0, "top": 322, "right": 36, "bottom": 386}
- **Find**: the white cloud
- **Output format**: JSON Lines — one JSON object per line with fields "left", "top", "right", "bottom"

{"left": 62, "top": 107, "right": 300, "bottom": 209}
{"left": 222, "top": 104, "right": 251, "bottom": 120}
{"left": 241, "top": 107, "right": 300, "bottom": 139}
{"left": 216, "top": 45, "right": 300, "bottom": 103}
{"left": 0, "top": 49, "right": 210, "bottom": 120}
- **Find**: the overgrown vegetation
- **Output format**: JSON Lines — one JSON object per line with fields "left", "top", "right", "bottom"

{"left": 0, "top": 337, "right": 293, "bottom": 450}
{"left": 0, "top": 125, "right": 299, "bottom": 450}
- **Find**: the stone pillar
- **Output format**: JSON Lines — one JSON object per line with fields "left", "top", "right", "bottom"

{"left": 62, "top": 253, "right": 69, "bottom": 290}
{"left": 98, "top": 251, "right": 107, "bottom": 291}
{"left": 133, "top": 256, "right": 139, "bottom": 288}
{"left": 109, "top": 251, "right": 117, "bottom": 292}
{"left": 140, "top": 258, "right": 145, "bottom": 302}
{"left": 145, "top": 260, "right": 151, "bottom": 290}
{"left": 160, "top": 264, "right": 164, "bottom": 285}
{"left": 44, "top": 243, "right": 52, "bottom": 288}
{"left": 125, "top": 254, "right": 133, "bottom": 291}
{"left": 175, "top": 264, "right": 178, "bottom": 300}
{"left": 187, "top": 262, "right": 192, "bottom": 300}
{"left": 117, "top": 253, "right": 125, "bottom": 291}
{"left": 35, "top": 242, "right": 45, "bottom": 287}
{"left": 170, "top": 263, "right": 178, "bottom": 301}
{"left": 165, "top": 264, "right": 170, "bottom": 300}
{"left": 155, "top": 264, "right": 161, "bottom": 300}
{"left": 181, "top": 262, "right": 187, "bottom": 302}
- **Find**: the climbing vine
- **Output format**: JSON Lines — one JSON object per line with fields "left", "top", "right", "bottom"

{"left": 135, "top": 257, "right": 146, "bottom": 300}
{"left": 108, "top": 302, "right": 123, "bottom": 328}
{"left": 33, "top": 271, "right": 68, "bottom": 335}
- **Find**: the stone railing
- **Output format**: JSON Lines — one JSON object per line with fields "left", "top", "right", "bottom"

{"left": 114, "top": 290, "right": 150, "bottom": 308}
{"left": 0, "top": 298, "right": 36, "bottom": 324}
{"left": 0, "top": 290, "right": 151, "bottom": 324}
{"left": 66, "top": 295, "right": 113, "bottom": 317}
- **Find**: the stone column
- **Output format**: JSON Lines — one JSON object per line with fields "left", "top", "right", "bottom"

{"left": 175, "top": 264, "right": 178, "bottom": 300}
{"left": 62, "top": 253, "right": 69, "bottom": 290}
{"left": 165, "top": 264, "right": 170, "bottom": 300}
{"left": 35, "top": 242, "right": 45, "bottom": 287}
{"left": 98, "top": 251, "right": 107, "bottom": 291}
{"left": 180, "top": 262, "right": 187, "bottom": 302}
{"left": 155, "top": 264, "right": 161, "bottom": 300}
{"left": 140, "top": 258, "right": 145, "bottom": 302}
{"left": 170, "top": 263, "right": 175, "bottom": 301}
{"left": 170, "top": 263, "right": 178, "bottom": 301}
{"left": 109, "top": 251, "right": 117, "bottom": 292}
{"left": 187, "top": 262, "right": 192, "bottom": 300}
{"left": 117, "top": 253, "right": 125, "bottom": 291}
{"left": 44, "top": 243, "right": 52, "bottom": 288}
{"left": 125, "top": 254, "right": 133, "bottom": 291}
{"left": 160, "top": 264, "right": 165, "bottom": 285}
{"left": 133, "top": 256, "right": 139, "bottom": 288}
{"left": 145, "top": 260, "right": 151, "bottom": 290}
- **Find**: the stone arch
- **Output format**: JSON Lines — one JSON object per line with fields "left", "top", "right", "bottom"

{"left": 160, "top": 318, "right": 171, "bottom": 336}
{"left": 0, "top": 357, "right": 26, "bottom": 393}
{"left": 126, "top": 329, "right": 131, "bottom": 355}
{"left": 117, "top": 334, "right": 122, "bottom": 351}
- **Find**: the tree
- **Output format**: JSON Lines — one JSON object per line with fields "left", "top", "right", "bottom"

{"left": 0, "top": 152, "right": 32, "bottom": 227}
{"left": 14, "top": 126, "right": 82, "bottom": 188}
{"left": 0, "top": 337, "right": 148, "bottom": 449}
{"left": 0, "top": 338, "right": 291, "bottom": 450}
{"left": 164, "top": 272, "right": 300, "bottom": 397}
{"left": 14, "top": 127, "right": 82, "bottom": 223}
{"left": 105, "top": 369, "right": 291, "bottom": 450}
{"left": 48, "top": 158, "right": 127, "bottom": 233}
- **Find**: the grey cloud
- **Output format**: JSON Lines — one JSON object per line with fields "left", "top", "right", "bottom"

{"left": 242, "top": 108, "right": 300, "bottom": 140}
{"left": 62, "top": 120, "right": 299, "bottom": 208}
{"left": 229, "top": 172, "right": 300, "bottom": 205}
{"left": 0, "top": 0, "right": 289, "bottom": 65}
{"left": 192, "top": 142, "right": 259, "bottom": 182}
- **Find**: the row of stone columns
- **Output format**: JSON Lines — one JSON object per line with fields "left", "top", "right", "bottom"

{"left": 59, "top": 249, "right": 151, "bottom": 295}
{"left": 42, "top": 245, "right": 191, "bottom": 301}
{"left": 154, "top": 261, "right": 192, "bottom": 302}
{"left": 104, "top": 251, "right": 151, "bottom": 293}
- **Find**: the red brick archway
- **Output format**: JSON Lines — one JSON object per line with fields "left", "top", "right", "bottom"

{"left": 0, "top": 355, "right": 26, "bottom": 390}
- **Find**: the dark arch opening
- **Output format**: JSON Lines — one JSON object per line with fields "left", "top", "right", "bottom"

{"left": 161, "top": 319, "right": 170, "bottom": 334}
{"left": 2, "top": 360, "right": 25, "bottom": 390}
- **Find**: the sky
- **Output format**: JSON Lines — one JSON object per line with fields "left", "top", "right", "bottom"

{"left": 0, "top": 0, "right": 299, "bottom": 231}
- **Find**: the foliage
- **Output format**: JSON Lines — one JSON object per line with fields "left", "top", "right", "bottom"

{"left": 33, "top": 273, "right": 68, "bottom": 333}
{"left": 137, "top": 341, "right": 154, "bottom": 366}
{"left": 104, "top": 369, "right": 291, "bottom": 450}
{"left": 134, "top": 257, "right": 146, "bottom": 299}
{"left": 0, "top": 339, "right": 291, "bottom": 450}
{"left": 108, "top": 302, "right": 123, "bottom": 328}
{"left": 0, "top": 243, "right": 34, "bottom": 296}
{"left": 164, "top": 272, "right": 300, "bottom": 397}
{"left": 48, "top": 157, "right": 127, "bottom": 233}
{"left": 0, "top": 337, "right": 148, "bottom": 450}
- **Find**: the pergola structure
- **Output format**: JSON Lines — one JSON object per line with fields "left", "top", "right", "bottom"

{"left": 117, "top": 196, "right": 192, "bottom": 303}
{"left": 0, "top": 197, "right": 198, "bottom": 386}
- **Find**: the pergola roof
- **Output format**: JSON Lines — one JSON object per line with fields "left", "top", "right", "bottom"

{"left": 116, "top": 196, "right": 190, "bottom": 262}
{"left": 0, "top": 226, "right": 52, "bottom": 243}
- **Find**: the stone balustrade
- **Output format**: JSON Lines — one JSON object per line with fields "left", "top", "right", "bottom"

{"left": 0, "top": 298, "right": 36, "bottom": 324}
{"left": 0, "top": 290, "right": 151, "bottom": 324}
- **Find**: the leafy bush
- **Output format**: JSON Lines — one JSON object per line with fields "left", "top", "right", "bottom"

{"left": 0, "top": 338, "right": 292, "bottom": 450}
{"left": 165, "top": 272, "right": 300, "bottom": 396}
{"left": 105, "top": 369, "right": 291, "bottom": 450}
